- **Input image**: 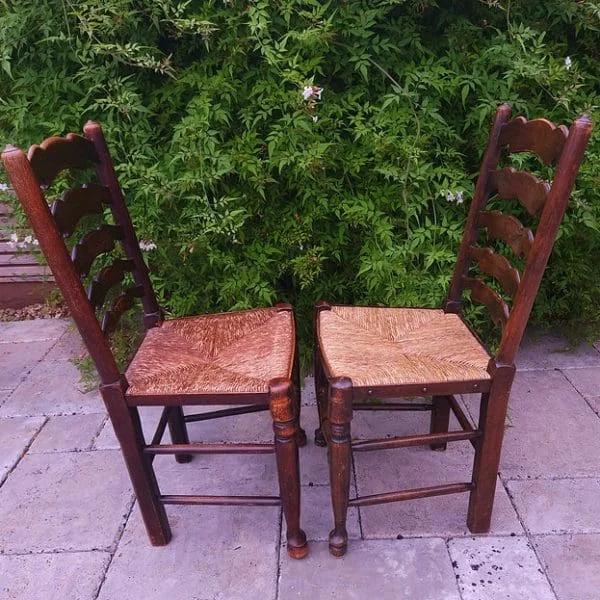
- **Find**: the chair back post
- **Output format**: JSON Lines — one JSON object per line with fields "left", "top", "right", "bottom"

{"left": 496, "top": 114, "right": 593, "bottom": 365}
{"left": 1, "top": 145, "right": 120, "bottom": 384}
{"left": 444, "top": 104, "right": 513, "bottom": 314}
{"left": 83, "top": 121, "right": 162, "bottom": 329}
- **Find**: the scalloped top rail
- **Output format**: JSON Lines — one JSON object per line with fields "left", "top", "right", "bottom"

{"left": 27, "top": 133, "right": 99, "bottom": 188}
{"left": 498, "top": 117, "right": 569, "bottom": 166}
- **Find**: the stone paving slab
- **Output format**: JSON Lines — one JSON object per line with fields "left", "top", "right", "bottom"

{"left": 0, "top": 340, "right": 55, "bottom": 390}
{"left": 44, "top": 327, "right": 88, "bottom": 361}
{"left": 28, "top": 414, "right": 106, "bottom": 454}
{"left": 0, "top": 390, "right": 11, "bottom": 407}
{"left": 0, "top": 551, "right": 111, "bottom": 600}
{"left": 507, "top": 478, "right": 600, "bottom": 534}
{"left": 497, "top": 370, "right": 600, "bottom": 479}
{"left": 0, "top": 318, "right": 70, "bottom": 343}
{"left": 278, "top": 539, "right": 461, "bottom": 600}
{"left": 533, "top": 533, "right": 600, "bottom": 600}
{"left": 448, "top": 536, "right": 555, "bottom": 600}
{"left": 97, "top": 504, "right": 280, "bottom": 600}
{"left": 0, "top": 450, "right": 133, "bottom": 553}
{"left": 0, "top": 416, "right": 46, "bottom": 484}
{"left": 561, "top": 366, "right": 600, "bottom": 398}
{"left": 516, "top": 331, "right": 600, "bottom": 370}
{"left": 300, "top": 483, "right": 361, "bottom": 542}
{"left": 0, "top": 359, "right": 104, "bottom": 417}
{"left": 355, "top": 442, "right": 522, "bottom": 538}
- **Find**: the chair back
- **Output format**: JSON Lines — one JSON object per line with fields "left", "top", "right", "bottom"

{"left": 1, "top": 122, "right": 161, "bottom": 384}
{"left": 445, "top": 104, "right": 592, "bottom": 366}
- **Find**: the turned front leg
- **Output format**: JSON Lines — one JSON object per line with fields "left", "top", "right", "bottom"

{"left": 327, "top": 377, "right": 353, "bottom": 557}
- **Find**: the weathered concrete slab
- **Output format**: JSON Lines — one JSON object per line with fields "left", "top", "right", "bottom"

{"left": 28, "top": 414, "right": 105, "bottom": 453}
{"left": 0, "top": 416, "right": 46, "bottom": 484}
{"left": 44, "top": 327, "right": 88, "bottom": 361}
{"left": 0, "top": 359, "right": 103, "bottom": 417}
{"left": 300, "top": 483, "right": 361, "bottom": 542}
{"left": 448, "top": 536, "right": 554, "bottom": 600}
{"left": 533, "top": 533, "right": 600, "bottom": 600}
{"left": 0, "top": 318, "right": 70, "bottom": 343}
{"left": 355, "top": 441, "right": 522, "bottom": 538}
{"left": 97, "top": 504, "right": 279, "bottom": 600}
{"left": 0, "top": 551, "right": 110, "bottom": 600}
{"left": 498, "top": 370, "right": 600, "bottom": 479}
{"left": 585, "top": 395, "right": 600, "bottom": 416}
{"left": 278, "top": 539, "right": 461, "bottom": 600}
{"left": 0, "top": 390, "right": 11, "bottom": 407}
{"left": 561, "top": 366, "right": 600, "bottom": 398}
{"left": 301, "top": 376, "right": 317, "bottom": 406}
{"left": 0, "top": 451, "right": 133, "bottom": 553}
{"left": 152, "top": 452, "right": 279, "bottom": 498}
{"left": 516, "top": 331, "right": 600, "bottom": 370}
{"left": 507, "top": 478, "right": 600, "bottom": 534}
{"left": 0, "top": 340, "right": 54, "bottom": 390}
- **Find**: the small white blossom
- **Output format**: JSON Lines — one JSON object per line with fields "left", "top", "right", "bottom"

{"left": 9, "top": 232, "right": 18, "bottom": 244}
{"left": 302, "top": 85, "right": 323, "bottom": 101}
{"left": 312, "top": 115, "right": 319, "bottom": 122}
{"left": 139, "top": 240, "right": 157, "bottom": 251}
{"left": 23, "top": 235, "right": 33, "bottom": 244}
{"left": 565, "top": 56, "right": 572, "bottom": 70}
{"left": 456, "top": 190, "right": 464, "bottom": 204}
{"left": 32, "top": 239, "right": 39, "bottom": 246}
{"left": 0, "top": 183, "right": 9, "bottom": 192}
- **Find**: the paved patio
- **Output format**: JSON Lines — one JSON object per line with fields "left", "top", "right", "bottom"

{"left": 0, "top": 318, "right": 599, "bottom": 599}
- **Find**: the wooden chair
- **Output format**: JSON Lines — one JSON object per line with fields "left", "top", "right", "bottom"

{"left": 1, "top": 122, "right": 308, "bottom": 559}
{"left": 313, "top": 104, "right": 592, "bottom": 556}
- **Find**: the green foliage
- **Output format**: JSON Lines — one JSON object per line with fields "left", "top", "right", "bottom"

{"left": 2, "top": 0, "right": 600, "bottom": 358}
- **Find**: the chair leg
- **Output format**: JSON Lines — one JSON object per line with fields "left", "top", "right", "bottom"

{"left": 270, "top": 379, "right": 308, "bottom": 560}
{"left": 292, "top": 344, "right": 307, "bottom": 448}
{"left": 313, "top": 346, "right": 328, "bottom": 447}
{"left": 467, "top": 366, "right": 514, "bottom": 533}
{"left": 101, "top": 383, "right": 171, "bottom": 545}
{"left": 168, "top": 406, "right": 193, "bottom": 463}
{"left": 429, "top": 395, "right": 451, "bottom": 450}
{"left": 328, "top": 377, "right": 353, "bottom": 557}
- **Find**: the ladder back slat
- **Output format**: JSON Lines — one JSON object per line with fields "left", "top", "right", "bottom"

{"left": 499, "top": 117, "right": 569, "bottom": 166}
{"left": 51, "top": 184, "right": 111, "bottom": 237}
{"left": 27, "top": 134, "right": 99, "bottom": 187}
{"left": 468, "top": 246, "right": 521, "bottom": 298}
{"left": 489, "top": 167, "right": 550, "bottom": 216}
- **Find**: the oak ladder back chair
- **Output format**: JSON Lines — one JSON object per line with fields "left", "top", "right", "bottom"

{"left": 313, "top": 104, "right": 592, "bottom": 557}
{"left": 1, "top": 122, "right": 308, "bottom": 559}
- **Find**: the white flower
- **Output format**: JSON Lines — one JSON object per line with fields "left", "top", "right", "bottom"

{"left": 0, "top": 183, "right": 9, "bottom": 192}
{"left": 302, "top": 85, "right": 323, "bottom": 101}
{"left": 565, "top": 56, "right": 572, "bottom": 70}
{"left": 456, "top": 190, "right": 464, "bottom": 204}
{"left": 312, "top": 115, "right": 319, "bottom": 122}
{"left": 32, "top": 239, "right": 39, "bottom": 246}
{"left": 139, "top": 240, "right": 157, "bottom": 251}
{"left": 446, "top": 191, "right": 456, "bottom": 202}
{"left": 23, "top": 235, "right": 33, "bottom": 244}
{"left": 9, "top": 232, "right": 18, "bottom": 244}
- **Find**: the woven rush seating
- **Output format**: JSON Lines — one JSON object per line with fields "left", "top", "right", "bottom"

{"left": 126, "top": 309, "right": 294, "bottom": 397}
{"left": 313, "top": 103, "right": 592, "bottom": 557}
{"left": 318, "top": 306, "right": 491, "bottom": 388}
{"left": 1, "top": 122, "right": 308, "bottom": 559}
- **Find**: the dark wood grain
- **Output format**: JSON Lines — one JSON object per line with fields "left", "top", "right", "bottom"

{"left": 499, "top": 117, "right": 569, "bottom": 165}
{"left": 468, "top": 245, "right": 521, "bottom": 297}
{"left": 27, "top": 134, "right": 98, "bottom": 187}
{"left": 477, "top": 210, "right": 534, "bottom": 258}
{"left": 490, "top": 167, "right": 550, "bottom": 216}
{"left": 463, "top": 276, "right": 510, "bottom": 328}
{"left": 88, "top": 258, "right": 135, "bottom": 309}
{"left": 71, "top": 224, "right": 122, "bottom": 277}
{"left": 51, "top": 184, "right": 111, "bottom": 237}
{"left": 101, "top": 284, "right": 144, "bottom": 335}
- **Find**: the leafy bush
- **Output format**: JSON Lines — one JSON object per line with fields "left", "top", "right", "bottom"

{"left": 2, "top": 0, "right": 600, "bottom": 357}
